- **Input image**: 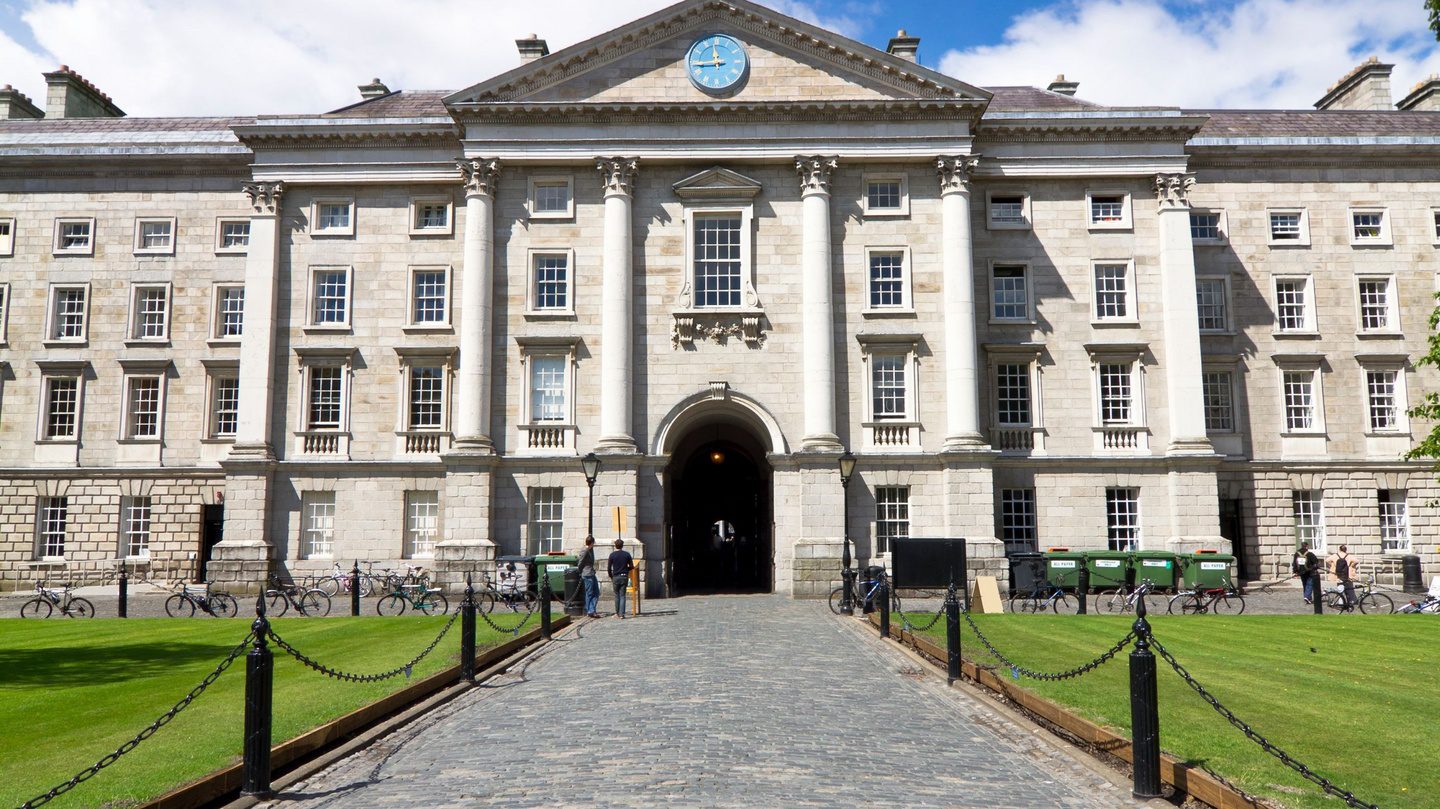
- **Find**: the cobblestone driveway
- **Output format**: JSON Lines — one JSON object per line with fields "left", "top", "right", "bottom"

{"left": 265, "top": 595, "right": 1136, "bottom": 808}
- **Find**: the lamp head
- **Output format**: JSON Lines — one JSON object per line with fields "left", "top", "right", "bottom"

{"left": 581, "top": 451, "right": 601, "bottom": 483}
{"left": 837, "top": 450, "right": 857, "bottom": 485}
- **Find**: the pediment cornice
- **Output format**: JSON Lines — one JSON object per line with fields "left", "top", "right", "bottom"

{"left": 977, "top": 112, "right": 1210, "bottom": 144}
{"left": 455, "top": 99, "right": 982, "bottom": 126}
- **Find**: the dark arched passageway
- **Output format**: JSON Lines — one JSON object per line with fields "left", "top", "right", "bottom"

{"left": 666, "top": 425, "right": 772, "bottom": 594}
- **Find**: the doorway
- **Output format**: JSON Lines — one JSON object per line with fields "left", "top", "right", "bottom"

{"left": 666, "top": 427, "right": 772, "bottom": 594}
{"left": 198, "top": 504, "right": 224, "bottom": 582}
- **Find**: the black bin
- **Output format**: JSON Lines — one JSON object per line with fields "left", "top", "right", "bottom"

{"left": 562, "top": 567, "right": 584, "bottom": 616}
{"left": 861, "top": 565, "right": 887, "bottom": 613}
{"left": 1008, "top": 552, "right": 1045, "bottom": 594}
{"left": 1403, "top": 555, "right": 1424, "bottom": 593}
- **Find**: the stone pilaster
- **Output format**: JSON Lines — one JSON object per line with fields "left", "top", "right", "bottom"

{"left": 796, "top": 155, "right": 842, "bottom": 451}
{"left": 230, "top": 181, "right": 284, "bottom": 459}
{"left": 453, "top": 159, "right": 500, "bottom": 453}
{"left": 1155, "top": 173, "right": 1211, "bottom": 455}
{"left": 433, "top": 453, "right": 497, "bottom": 592}
{"left": 209, "top": 460, "right": 274, "bottom": 595}
{"left": 595, "top": 157, "right": 640, "bottom": 454}
{"left": 937, "top": 156, "right": 986, "bottom": 450}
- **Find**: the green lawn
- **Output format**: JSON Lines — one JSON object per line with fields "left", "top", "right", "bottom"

{"left": 0, "top": 612, "right": 536, "bottom": 809}
{"left": 910, "top": 613, "right": 1437, "bottom": 809}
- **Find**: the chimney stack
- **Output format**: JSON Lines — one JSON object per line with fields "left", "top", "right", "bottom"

{"left": 0, "top": 84, "right": 44, "bottom": 119}
{"left": 358, "top": 78, "right": 391, "bottom": 100}
{"left": 1397, "top": 74, "right": 1440, "bottom": 112}
{"left": 1315, "top": 56, "right": 1393, "bottom": 111}
{"left": 886, "top": 29, "right": 920, "bottom": 63}
{"left": 516, "top": 34, "right": 550, "bottom": 63}
{"left": 1047, "top": 74, "right": 1079, "bottom": 96}
{"left": 42, "top": 65, "right": 124, "bottom": 119}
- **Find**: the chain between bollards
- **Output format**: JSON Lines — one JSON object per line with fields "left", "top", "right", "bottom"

{"left": 461, "top": 574, "right": 477, "bottom": 683}
{"left": 540, "top": 565, "right": 553, "bottom": 640}
{"left": 1076, "top": 565, "right": 1089, "bottom": 615}
{"left": 350, "top": 561, "right": 361, "bottom": 617}
{"left": 241, "top": 592, "right": 274, "bottom": 798}
{"left": 117, "top": 566, "right": 129, "bottom": 619}
{"left": 1128, "top": 595, "right": 1162, "bottom": 800}
{"left": 878, "top": 580, "right": 890, "bottom": 638}
{"left": 944, "top": 582, "right": 961, "bottom": 684}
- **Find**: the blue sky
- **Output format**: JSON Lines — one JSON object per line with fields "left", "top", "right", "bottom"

{"left": 0, "top": 0, "right": 1437, "bottom": 115}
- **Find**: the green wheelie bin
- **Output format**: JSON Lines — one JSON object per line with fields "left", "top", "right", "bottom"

{"left": 1043, "top": 549, "right": 1086, "bottom": 591}
{"left": 532, "top": 552, "right": 578, "bottom": 599}
{"left": 1181, "top": 552, "right": 1236, "bottom": 589}
{"left": 1131, "top": 550, "right": 1179, "bottom": 591}
{"left": 1083, "top": 550, "right": 1132, "bottom": 593}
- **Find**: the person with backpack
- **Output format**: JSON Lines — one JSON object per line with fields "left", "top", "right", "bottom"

{"left": 607, "top": 539, "right": 634, "bottom": 619}
{"left": 1327, "top": 545, "right": 1360, "bottom": 609}
{"left": 1292, "top": 543, "right": 1320, "bottom": 604}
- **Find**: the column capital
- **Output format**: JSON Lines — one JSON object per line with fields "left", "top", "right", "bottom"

{"left": 596, "top": 156, "right": 639, "bottom": 196}
{"left": 794, "top": 155, "right": 838, "bottom": 195}
{"left": 242, "top": 181, "right": 285, "bottom": 215}
{"left": 1154, "top": 172, "right": 1195, "bottom": 210}
{"left": 936, "top": 155, "right": 979, "bottom": 194}
{"left": 458, "top": 158, "right": 501, "bottom": 197}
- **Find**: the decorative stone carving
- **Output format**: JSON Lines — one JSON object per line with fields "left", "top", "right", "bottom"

{"left": 935, "top": 156, "right": 980, "bottom": 194}
{"left": 596, "top": 157, "right": 639, "bottom": 195}
{"left": 242, "top": 181, "right": 285, "bottom": 215}
{"left": 1154, "top": 173, "right": 1196, "bottom": 209}
{"left": 457, "top": 158, "right": 500, "bottom": 197}
{"left": 671, "top": 313, "right": 767, "bottom": 349}
{"left": 708, "top": 381, "right": 729, "bottom": 400}
{"left": 794, "top": 155, "right": 839, "bottom": 194}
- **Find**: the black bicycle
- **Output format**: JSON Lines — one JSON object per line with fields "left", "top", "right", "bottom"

{"left": 165, "top": 582, "right": 238, "bottom": 618}
{"left": 265, "top": 576, "right": 332, "bottom": 617}
{"left": 20, "top": 582, "right": 95, "bottom": 618}
{"left": 377, "top": 582, "right": 449, "bottom": 615}
{"left": 1008, "top": 580, "right": 1079, "bottom": 614}
{"left": 828, "top": 572, "right": 902, "bottom": 615}
{"left": 474, "top": 571, "right": 537, "bottom": 614}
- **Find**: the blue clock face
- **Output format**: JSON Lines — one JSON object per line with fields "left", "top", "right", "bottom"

{"left": 687, "top": 34, "right": 749, "bottom": 93}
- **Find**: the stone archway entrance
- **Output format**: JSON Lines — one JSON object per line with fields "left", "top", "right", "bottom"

{"left": 665, "top": 422, "right": 773, "bottom": 594}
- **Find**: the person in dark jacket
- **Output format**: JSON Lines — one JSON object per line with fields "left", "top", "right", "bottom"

{"left": 1293, "top": 543, "right": 1320, "bottom": 604}
{"left": 576, "top": 536, "right": 599, "bottom": 618}
{"left": 607, "top": 540, "right": 634, "bottom": 618}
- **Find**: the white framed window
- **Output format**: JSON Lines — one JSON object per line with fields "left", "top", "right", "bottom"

{"left": 1349, "top": 208, "right": 1390, "bottom": 246}
{"left": 1202, "top": 371, "right": 1234, "bottom": 433}
{"left": 986, "top": 191, "right": 1030, "bottom": 230}
{"left": 404, "top": 491, "right": 440, "bottom": 559}
{"left": 307, "top": 366, "right": 344, "bottom": 430}
{"left": 1273, "top": 276, "right": 1315, "bottom": 333}
{"left": 308, "top": 266, "right": 353, "bottom": 328}
{"left": 311, "top": 199, "right": 354, "bottom": 236}
{"left": 121, "top": 496, "right": 151, "bottom": 559}
{"left": 1092, "top": 261, "right": 1135, "bottom": 323}
{"left": 871, "top": 354, "right": 909, "bottom": 421}
{"left": 46, "top": 284, "right": 89, "bottom": 343}
{"left": 1355, "top": 276, "right": 1398, "bottom": 334}
{"left": 1431, "top": 208, "right": 1440, "bottom": 245}
{"left": 300, "top": 492, "right": 336, "bottom": 559}
{"left": 1189, "top": 209, "right": 1226, "bottom": 243}
{"left": 528, "top": 176, "right": 574, "bottom": 219}
{"left": 875, "top": 486, "right": 909, "bottom": 555}
{"left": 1085, "top": 346, "right": 1149, "bottom": 451}
{"left": 0, "top": 217, "right": 14, "bottom": 256}
{"left": 1281, "top": 368, "right": 1323, "bottom": 433}
{"left": 293, "top": 348, "right": 357, "bottom": 452}
{"left": 516, "top": 338, "right": 579, "bottom": 452}
{"left": 995, "top": 363, "right": 1033, "bottom": 428}
{"left": 861, "top": 174, "right": 909, "bottom": 217}
{"left": 409, "top": 197, "right": 453, "bottom": 235}
{"left": 407, "top": 266, "right": 451, "bottom": 327}
{"left": 529, "top": 487, "right": 564, "bottom": 554}
{"left": 693, "top": 212, "right": 744, "bottom": 308}
{"left": 212, "top": 285, "right": 245, "bottom": 341}
{"left": 1363, "top": 366, "right": 1407, "bottom": 434}
{"left": 133, "top": 217, "right": 175, "bottom": 255}
{"left": 858, "top": 336, "right": 920, "bottom": 449}
{"left": 1379, "top": 490, "right": 1410, "bottom": 553}
{"left": 208, "top": 371, "right": 239, "bottom": 439}
{"left": 128, "top": 284, "right": 171, "bottom": 342}
{"left": 1086, "top": 191, "right": 1131, "bottom": 229}
{"left": 215, "top": 218, "right": 250, "bottom": 253}
{"left": 1098, "top": 362, "right": 1135, "bottom": 425}
{"left": 40, "top": 375, "right": 81, "bottom": 441}
{"left": 527, "top": 249, "right": 574, "bottom": 315}
{"left": 407, "top": 365, "right": 447, "bottom": 431}
{"left": 864, "top": 247, "right": 912, "bottom": 312}
{"left": 998, "top": 488, "right": 1037, "bottom": 554}
{"left": 1195, "top": 277, "right": 1230, "bottom": 333}
{"left": 1292, "top": 490, "right": 1325, "bottom": 552}
{"left": 1105, "top": 488, "right": 1140, "bottom": 551}
{"left": 53, "top": 217, "right": 94, "bottom": 255}
{"left": 36, "top": 496, "right": 67, "bottom": 560}
{"left": 1267, "top": 208, "right": 1309, "bottom": 246}
{"left": 529, "top": 356, "right": 568, "bottom": 423}
{"left": 989, "top": 263, "right": 1031, "bottom": 323}
{"left": 122, "top": 374, "right": 164, "bottom": 440}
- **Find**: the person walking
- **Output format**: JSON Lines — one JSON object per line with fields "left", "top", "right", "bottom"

{"left": 1293, "top": 542, "right": 1320, "bottom": 604}
{"left": 576, "top": 536, "right": 600, "bottom": 618}
{"left": 607, "top": 539, "right": 634, "bottom": 619}
{"left": 1327, "top": 545, "right": 1360, "bottom": 609}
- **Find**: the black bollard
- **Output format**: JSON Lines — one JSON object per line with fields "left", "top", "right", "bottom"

{"left": 350, "top": 562, "right": 361, "bottom": 617}
{"left": 840, "top": 566, "right": 855, "bottom": 616}
{"left": 540, "top": 567, "right": 553, "bottom": 640}
{"left": 1077, "top": 564, "right": 1089, "bottom": 615}
{"left": 1128, "top": 598, "right": 1162, "bottom": 799}
{"left": 117, "top": 567, "right": 129, "bottom": 619}
{"left": 945, "top": 583, "right": 961, "bottom": 685}
{"left": 878, "top": 581, "right": 890, "bottom": 638}
{"left": 241, "top": 595, "right": 273, "bottom": 797}
{"left": 1312, "top": 571, "right": 1323, "bottom": 615}
{"left": 460, "top": 574, "right": 476, "bottom": 683}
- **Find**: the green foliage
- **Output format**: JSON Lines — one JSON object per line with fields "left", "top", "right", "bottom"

{"left": 1430, "top": 0, "right": 1440, "bottom": 40}
{"left": 1406, "top": 294, "right": 1440, "bottom": 464}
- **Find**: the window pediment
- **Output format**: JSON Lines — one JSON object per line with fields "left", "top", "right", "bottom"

{"left": 673, "top": 167, "right": 763, "bottom": 202}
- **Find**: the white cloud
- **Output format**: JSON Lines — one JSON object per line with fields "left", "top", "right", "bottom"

{"left": 0, "top": 0, "right": 867, "bottom": 117}
{"left": 938, "top": 0, "right": 1440, "bottom": 109}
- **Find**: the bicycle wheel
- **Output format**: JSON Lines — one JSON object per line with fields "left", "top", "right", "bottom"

{"left": 1050, "top": 593, "right": 1078, "bottom": 614}
{"left": 65, "top": 597, "right": 95, "bottom": 618}
{"left": 317, "top": 577, "right": 340, "bottom": 597}
{"left": 265, "top": 591, "right": 290, "bottom": 617}
{"left": 20, "top": 597, "right": 52, "bottom": 619}
{"left": 828, "top": 586, "right": 846, "bottom": 615}
{"left": 469, "top": 590, "right": 496, "bottom": 614}
{"left": 358, "top": 576, "right": 375, "bottom": 598}
{"left": 377, "top": 594, "right": 407, "bottom": 615}
{"left": 299, "top": 589, "right": 331, "bottom": 617}
{"left": 516, "top": 590, "right": 538, "bottom": 612}
{"left": 888, "top": 590, "right": 903, "bottom": 615}
{"left": 1097, "top": 589, "right": 1127, "bottom": 613}
{"left": 210, "top": 593, "right": 238, "bottom": 617}
{"left": 1358, "top": 592, "right": 1394, "bottom": 615}
{"left": 1007, "top": 593, "right": 1034, "bottom": 614}
{"left": 165, "top": 593, "right": 195, "bottom": 617}
{"left": 1213, "top": 594, "right": 1245, "bottom": 615}
{"left": 1167, "top": 593, "right": 1196, "bottom": 615}
{"left": 420, "top": 592, "right": 449, "bottom": 615}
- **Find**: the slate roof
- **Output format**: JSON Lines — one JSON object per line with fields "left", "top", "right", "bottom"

{"left": 325, "top": 91, "right": 450, "bottom": 118}
{"left": 1190, "top": 109, "right": 1440, "bottom": 139}
{"left": 982, "top": 86, "right": 1104, "bottom": 111}
{"left": 0, "top": 116, "right": 248, "bottom": 135}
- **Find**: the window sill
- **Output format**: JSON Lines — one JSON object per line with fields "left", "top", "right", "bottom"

{"left": 1091, "top": 319, "right": 1140, "bottom": 328}
{"left": 1199, "top": 330, "right": 1235, "bottom": 337}
{"left": 1192, "top": 238, "right": 1228, "bottom": 247}
{"left": 522, "top": 311, "right": 576, "bottom": 321}
{"left": 860, "top": 210, "right": 909, "bottom": 219}
{"left": 34, "top": 439, "right": 79, "bottom": 446}
{"left": 133, "top": 249, "right": 175, "bottom": 257}
{"left": 1271, "top": 331, "right": 1320, "bottom": 339}
{"left": 408, "top": 228, "right": 454, "bottom": 238}
{"left": 41, "top": 339, "right": 88, "bottom": 349}
{"left": 1363, "top": 430, "right": 1410, "bottom": 438}
{"left": 1280, "top": 430, "right": 1328, "bottom": 438}
{"left": 51, "top": 249, "right": 94, "bottom": 257}
{"left": 214, "top": 248, "right": 249, "bottom": 256}
{"left": 200, "top": 437, "right": 236, "bottom": 444}
{"left": 309, "top": 230, "right": 354, "bottom": 239}
{"left": 987, "top": 220, "right": 1031, "bottom": 231}
{"left": 401, "top": 324, "right": 454, "bottom": 334}
{"left": 123, "top": 339, "right": 171, "bottom": 348}
{"left": 302, "top": 325, "right": 353, "bottom": 334}
{"left": 1266, "top": 240, "right": 1310, "bottom": 248}
{"left": 988, "top": 318, "right": 1036, "bottom": 327}
{"left": 1087, "top": 222, "right": 1132, "bottom": 231}
{"left": 1349, "top": 240, "right": 1393, "bottom": 249}
{"left": 1356, "top": 331, "right": 1403, "bottom": 340}
{"left": 117, "top": 437, "right": 162, "bottom": 445}
{"left": 206, "top": 338, "right": 242, "bottom": 348}
{"left": 861, "top": 308, "right": 916, "bottom": 319}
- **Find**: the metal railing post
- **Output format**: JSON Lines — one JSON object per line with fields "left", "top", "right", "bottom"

{"left": 1128, "top": 597, "right": 1162, "bottom": 799}
{"left": 1312, "top": 571, "right": 1324, "bottom": 615}
{"left": 945, "top": 583, "right": 961, "bottom": 684}
{"left": 241, "top": 595, "right": 273, "bottom": 797}
{"left": 1077, "top": 564, "right": 1089, "bottom": 615}
{"left": 878, "top": 581, "right": 890, "bottom": 638}
{"left": 117, "top": 566, "right": 128, "bottom": 619}
{"left": 350, "top": 562, "right": 361, "bottom": 617}
{"left": 461, "top": 574, "right": 477, "bottom": 683}
{"left": 540, "top": 566, "right": 553, "bottom": 640}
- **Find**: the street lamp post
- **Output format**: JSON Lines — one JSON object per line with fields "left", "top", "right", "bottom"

{"left": 581, "top": 452, "right": 601, "bottom": 542}
{"left": 838, "top": 450, "right": 857, "bottom": 615}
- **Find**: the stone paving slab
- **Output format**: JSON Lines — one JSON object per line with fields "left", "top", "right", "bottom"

{"left": 261, "top": 595, "right": 1142, "bottom": 808}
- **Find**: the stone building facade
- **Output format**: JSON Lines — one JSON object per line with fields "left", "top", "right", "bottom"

{"left": 1, "top": 0, "right": 1437, "bottom": 596}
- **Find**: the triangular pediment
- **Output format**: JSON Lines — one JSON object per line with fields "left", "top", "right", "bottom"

{"left": 446, "top": 0, "right": 990, "bottom": 109}
{"left": 673, "top": 166, "right": 763, "bottom": 200}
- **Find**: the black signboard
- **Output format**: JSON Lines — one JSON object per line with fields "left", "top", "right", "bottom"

{"left": 891, "top": 537, "right": 967, "bottom": 590}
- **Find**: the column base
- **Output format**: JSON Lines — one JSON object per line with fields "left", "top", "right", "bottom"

{"left": 800, "top": 433, "right": 843, "bottom": 452}
{"left": 1167, "top": 437, "right": 1216, "bottom": 456}
{"left": 225, "top": 442, "right": 275, "bottom": 463}
{"left": 450, "top": 435, "right": 495, "bottom": 455}
{"left": 942, "top": 432, "right": 990, "bottom": 452}
{"left": 207, "top": 540, "right": 273, "bottom": 596}
{"left": 594, "top": 435, "right": 640, "bottom": 454}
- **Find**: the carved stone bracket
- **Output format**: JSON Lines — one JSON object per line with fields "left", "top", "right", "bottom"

{"left": 936, "top": 155, "right": 980, "bottom": 194}
{"left": 1154, "top": 173, "right": 1195, "bottom": 209}
{"left": 672, "top": 312, "right": 766, "bottom": 349}
{"left": 242, "top": 181, "right": 285, "bottom": 215}
{"left": 794, "top": 155, "right": 839, "bottom": 194}
{"left": 457, "top": 158, "right": 501, "bottom": 197}
{"left": 596, "top": 157, "right": 639, "bottom": 196}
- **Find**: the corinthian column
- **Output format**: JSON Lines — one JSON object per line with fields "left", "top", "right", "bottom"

{"left": 1154, "top": 173, "right": 1211, "bottom": 454}
{"left": 796, "top": 156, "right": 843, "bottom": 452}
{"left": 454, "top": 158, "right": 500, "bottom": 452}
{"left": 231, "top": 181, "right": 285, "bottom": 459}
{"left": 595, "top": 157, "right": 639, "bottom": 453}
{"left": 937, "top": 156, "right": 986, "bottom": 450}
